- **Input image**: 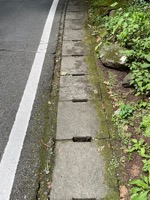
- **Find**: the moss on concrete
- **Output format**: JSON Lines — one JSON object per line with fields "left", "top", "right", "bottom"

{"left": 84, "top": 19, "right": 121, "bottom": 199}
{"left": 37, "top": 86, "right": 59, "bottom": 199}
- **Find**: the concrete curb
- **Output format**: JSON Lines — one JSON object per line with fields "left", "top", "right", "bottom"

{"left": 50, "top": 0, "right": 119, "bottom": 199}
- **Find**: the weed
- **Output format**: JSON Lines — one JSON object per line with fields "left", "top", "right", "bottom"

{"left": 108, "top": 157, "right": 119, "bottom": 174}
{"left": 140, "top": 115, "right": 150, "bottom": 137}
{"left": 143, "top": 159, "right": 150, "bottom": 173}
{"left": 118, "top": 103, "right": 133, "bottom": 120}
{"left": 103, "top": 1, "right": 150, "bottom": 95}
{"left": 127, "top": 139, "right": 150, "bottom": 159}
{"left": 130, "top": 173, "right": 150, "bottom": 200}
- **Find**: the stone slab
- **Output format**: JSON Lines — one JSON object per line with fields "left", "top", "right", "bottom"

{"left": 59, "top": 75, "right": 92, "bottom": 101}
{"left": 68, "top": 0, "right": 84, "bottom": 5}
{"left": 59, "top": 86, "right": 91, "bottom": 101}
{"left": 63, "top": 29, "right": 84, "bottom": 41}
{"left": 65, "top": 19, "right": 84, "bottom": 30}
{"left": 61, "top": 56, "right": 88, "bottom": 75}
{"left": 62, "top": 41, "right": 86, "bottom": 56}
{"left": 50, "top": 141, "right": 108, "bottom": 200}
{"left": 56, "top": 102, "right": 99, "bottom": 140}
{"left": 60, "top": 75, "right": 90, "bottom": 87}
{"left": 65, "top": 12, "right": 86, "bottom": 20}
{"left": 67, "top": 5, "right": 86, "bottom": 12}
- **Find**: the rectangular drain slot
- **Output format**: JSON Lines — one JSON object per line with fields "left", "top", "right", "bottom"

{"left": 72, "top": 198, "right": 96, "bottom": 200}
{"left": 72, "top": 74, "right": 85, "bottom": 76}
{"left": 72, "top": 99, "right": 88, "bottom": 103}
{"left": 72, "top": 136, "right": 92, "bottom": 142}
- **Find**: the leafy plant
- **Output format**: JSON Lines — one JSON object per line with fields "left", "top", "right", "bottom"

{"left": 143, "top": 159, "right": 150, "bottom": 173}
{"left": 118, "top": 103, "right": 133, "bottom": 120}
{"left": 140, "top": 115, "right": 150, "bottom": 137}
{"left": 103, "top": 0, "right": 150, "bottom": 95}
{"left": 127, "top": 139, "right": 150, "bottom": 158}
{"left": 130, "top": 174, "right": 150, "bottom": 200}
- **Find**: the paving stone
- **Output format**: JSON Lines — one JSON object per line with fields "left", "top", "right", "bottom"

{"left": 60, "top": 75, "right": 90, "bottom": 87}
{"left": 67, "top": 4, "right": 86, "bottom": 12}
{"left": 59, "top": 75, "right": 92, "bottom": 101}
{"left": 50, "top": 141, "right": 108, "bottom": 200}
{"left": 59, "top": 86, "right": 91, "bottom": 101}
{"left": 63, "top": 30, "right": 84, "bottom": 41}
{"left": 62, "top": 41, "right": 86, "bottom": 56}
{"left": 65, "top": 19, "right": 84, "bottom": 30}
{"left": 56, "top": 102, "right": 99, "bottom": 140}
{"left": 61, "top": 56, "right": 88, "bottom": 75}
{"left": 68, "top": 0, "right": 83, "bottom": 5}
{"left": 65, "top": 12, "right": 86, "bottom": 20}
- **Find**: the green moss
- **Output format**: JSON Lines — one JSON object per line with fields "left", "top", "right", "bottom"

{"left": 37, "top": 90, "right": 59, "bottom": 199}
{"left": 84, "top": 23, "right": 121, "bottom": 199}
{"left": 37, "top": 40, "right": 62, "bottom": 200}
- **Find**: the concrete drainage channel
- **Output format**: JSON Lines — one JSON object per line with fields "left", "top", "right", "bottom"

{"left": 50, "top": 0, "right": 113, "bottom": 199}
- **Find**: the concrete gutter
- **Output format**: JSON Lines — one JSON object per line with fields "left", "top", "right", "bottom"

{"left": 50, "top": 0, "right": 120, "bottom": 199}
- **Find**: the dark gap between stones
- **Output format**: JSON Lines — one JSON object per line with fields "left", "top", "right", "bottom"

{"left": 72, "top": 99, "right": 88, "bottom": 102}
{"left": 72, "top": 198, "right": 96, "bottom": 200}
{"left": 72, "top": 40, "right": 82, "bottom": 42}
{"left": 72, "top": 136, "right": 92, "bottom": 142}
{"left": 71, "top": 55, "right": 85, "bottom": 57}
{"left": 72, "top": 74, "right": 85, "bottom": 76}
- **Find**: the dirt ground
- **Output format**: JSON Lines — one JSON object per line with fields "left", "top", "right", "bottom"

{"left": 98, "top": 59, "right": 150, "bottom": 200}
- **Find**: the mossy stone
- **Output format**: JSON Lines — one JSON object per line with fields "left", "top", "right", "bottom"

{"left": 122, "top": 72, "right": 134, "bottom": 88}
{"left": 99, "top": 43, "right": 128, "bottom": 71}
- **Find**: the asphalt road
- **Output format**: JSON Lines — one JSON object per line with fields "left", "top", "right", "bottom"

{"left": 0, "top": 0, "right": 65, "bottom": 199}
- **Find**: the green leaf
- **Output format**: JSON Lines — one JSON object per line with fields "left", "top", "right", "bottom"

{"left": 130, "top": 187, "right": 143, "bottom": 194}
{"left": 137, "top": 191, "right": 149, "bottom": 200}
{"left": 131, "top": 193, "right": 139, "bottom": 200}
{"left": 145, "top": 54, "right": 150, "bottom": 62}
{"left": 142, "top": 176, "right": 149, "bottom": 184}
{"left": 110, "top": 2, "right": 118, "bottom": 7}
{"left": 132, "top": 139, "right": 137, "bottom": 143}
{"left": 142, "top": 63, "right": 150, "bottom": 69}
{"left": 130, "top": 179, "right": 148, "bottom": 189}
{"left": 139, "top": 148, "right": 150, "bottom": 158}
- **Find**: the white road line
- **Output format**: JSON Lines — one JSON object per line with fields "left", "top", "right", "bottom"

{"left": 0, "top": 0, "right": 59, "bottom": 199}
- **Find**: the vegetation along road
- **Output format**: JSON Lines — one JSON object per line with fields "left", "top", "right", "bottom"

{"left": 87, "top": 0, "right": 150, "bottom": 199}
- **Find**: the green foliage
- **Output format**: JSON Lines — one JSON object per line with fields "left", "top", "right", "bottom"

{"left": 105, "top": 3, "right": 150, "bottom": 46}
{"left": 127, "top": 139, "right": 150, "bottom": 158}
{"left": 140, "top": 115, "right": 150, "bottom": 137}
{"left": 103, "top": 0, "right": 150, "bottom": 95}
{"left": 118, "top": 103, "right": 133, "bottom": 120}
{"left": 143, "top": 159, "right": 150, "bottom": 173}
{"left": 130, "top": 174, "right": 150, "bottom": 200}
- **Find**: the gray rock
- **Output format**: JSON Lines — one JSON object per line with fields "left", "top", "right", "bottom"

{"left": 109, "top": 9, "right": 118, "bottom": 16}
{"left": 99, "top": 44, "right": 128, "bottom": 70}
{"left": 122, "top": 72, "right": 134, "bottom": 88}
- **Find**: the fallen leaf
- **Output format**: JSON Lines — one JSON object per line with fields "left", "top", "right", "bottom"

{"left": 61, "top": 71, "right": 68, "bottom": 76}
{"left": 104, "top": 81, "right": 110, "bottom": 86}
{"left": 108, "top": 91, "right": 113, "bottom": 96}
{"left": 48, "top": 101, "right": 51, "bottom": 105}
{"left": 93, "top": 89, "right": 98, "bottom": 94}
{"left": 113, "top": 97, "right": 118, "bottom": 102}
{"left": 130, "top": 164, "right": 140, "bottom": 177}
{"left": 96, "top": 36, "right": 102, "bottom": 43}
{"left": 113, "top": 102, "right": 120, "bottom": 107}
{"left": 123, "top": 125, "right": 128, "bottom": 132}
{"left": 47, "top": 182, "right": 52, "bottom": 190}
{"left": 119, "top": 185, "right": 128, "bottom": 199}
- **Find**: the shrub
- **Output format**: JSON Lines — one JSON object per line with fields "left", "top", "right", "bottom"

{"left": 103, "top": 0, "right": 150, "bottom": 95}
